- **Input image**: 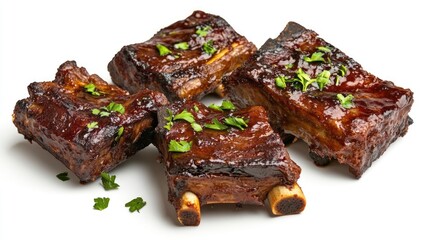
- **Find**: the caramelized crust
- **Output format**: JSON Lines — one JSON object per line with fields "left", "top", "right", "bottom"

{"left": 13, "top": 61, "right": 168, "bottom": 183}
{"left": 108, "top": 10, "right": 256, "bottom": 101}
{"left": 226, "top": 22, "right": 414, "bottom": 178}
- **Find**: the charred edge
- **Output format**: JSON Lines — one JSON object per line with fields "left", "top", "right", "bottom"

{"left": 309, "top": 151, "right": 331, "bottom": 166}
{"left": 277, "top": 21, "right": 307, "bottom": 41}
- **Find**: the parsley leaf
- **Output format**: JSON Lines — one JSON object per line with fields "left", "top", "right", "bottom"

{"left": 125, "top": 197, "right": 147, "bottom": 213}
{"left": 304, "top": 51, "right": 325, "bottom": 63}
{"left": 164, "top": 109, "right": 174, "bottom": 130}
{"left": 100, "top": 172, "right": 120, "bottom": 190}
{"left": 337, "top": 94, "right": 354, "bottom": 109}
{"left": 193, "top": 105, "right": 200, "bottom": 112}
{"left": 174, "top": 109, "right": 195, "bottom": 123}
{"left": 115, "top": 126, "right": 124, "bottom": 142}
{"left": 295, "top": 68, "right": 316, "bottom": 92}
{"left": 191, "top": 122, "right": 203, "bottom": 132}
{"left": 87, "top": 121, "right": 99, "bottom": 129}
{"left": 105, "top": 102, "right": 125, "bottom": 114}
{"left": 202, "top": 40, "right": 217, "bottom": 55}
{"left": 275, "top": 75, "right": 287, "bottom": 89}
{"left": 196, "top": 25, "right": 212, "bottom": 37}
{"left": 224, "top": 116, "right": 248, "bottom": 130}
{"left": 93, "top": 197, "right": 109, "bottom": 211}
{"left": 56, "top": 172, "right": 70, "bottom": 181}
{"left": 317, "top": 46, "right": 331, "bottom": 53}
{"left": 316, "top": 70, "right": 331, "bottom": 91}
{"left": 84, "top": 83, "right": 101, "bottom": 96}
{"left": 174, "top": 42, "right": 189, "bottom": 50}
{"left": 156, "top": 43, "right": 172, "bottom": 56}
{"left": 208, "top": 100, "right": 236, "bottom": 111}
{"left": 168, "top": 140, "right": 192, "bottom": 153}
{"left": 204, "top": 118, "right": 228, "bottom": 130}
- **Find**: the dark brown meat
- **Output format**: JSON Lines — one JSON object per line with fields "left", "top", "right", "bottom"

{"left": 225, "top": 22, "right": 414, "bottom": 178}
{"left": 155, "top": 101, "right": 305, "bottom": 225}
{"left": 13, "top": 61, "right": 168, "bottom": 183}
{"left": 108, "top": 10, "right": 256, "bottom": 101}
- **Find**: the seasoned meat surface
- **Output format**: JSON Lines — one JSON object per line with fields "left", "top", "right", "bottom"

{"left": 225, "top": 22, "right": 414, "bottom": 178}
{"left": 155, "top": 101, "right": 301, "bottom": 207}
{"left": 13, "top": 61, "right": 168, "bottom": 183}
{"left": 108, "top": 10, "right": 256, "bottom": 101}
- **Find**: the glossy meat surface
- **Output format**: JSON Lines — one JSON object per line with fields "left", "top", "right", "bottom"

{"left": 108, "top": 10, "right": 256, "bottom": 101}
{"left": 225, "top": 22, "right": 414, "bottom": 178}
{"left": 155, "top": 101, "right": 300, "bottom": 207}
{"left": 13, "top": 61, "right": 168, "bottom": 183}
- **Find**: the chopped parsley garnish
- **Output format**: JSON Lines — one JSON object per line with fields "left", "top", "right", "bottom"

{"left": 100, "top": 172, "right": 120, "bottom": 190}
{"left": 115, "top": 126, "right": 124, "bottom": 142}
{"left": 174, "top": 42, "right": 189, "bottom": 50}
{"left": 196, "top": 25, "right": 212, "bottom": 37}
{"left": 56, "top": 172, "right": 70, "bottom": 181}
{"left": 317, "top": 46, "right": 331, "bottom": 53}
{"left": 156, "top": 43, "right": 172, "bottom": 56}
{"left": 191, "top": 122, "right": 203, "bottom": 132}
{"left": 337, "top": 94, "right": 354, "bottom": 109}
{"left": 173, "top": 109, "right": 195, "bottom": 123}
{"left": 295, "top": 68, "right": 316, "bottom": 92}
{"left": 92, "top": 102, "right": 125, "bottom": 117}
{"left": 83, "top": 83, "right": 101, "bottom": 96}
{"left": 304, "top": 51, "right": 325, "bottom": 63}
{"left": 275, "top": 75, "right": 288, "bottom": 89}
{"left": 164, "top": 109, "right": 174, "bottom": 130}
{"left": 125, "top": 197, "right": 147, "bottom": 213}
{"left": 208, "top": 100, "right": 236, "bottom": 111}
{"left": 285, "top": 63, "right": 294, "bottom": 69}
{"left": 93, "top": 197, "right": 109, "bottom": 211}
{"left": 224, "top": 116, "right": 248, "bottom": 130}
{"left": 87, "top": 121, "right": 99, "bottom": 129}
{"left": 168, "top": 140, "right": 192, "bottom": 153}
{"left": 336, "top": 65, "right": 348, "bottom": 86}
{"left": 202, "top": 40, "right": 217, "bottom": 55}
{"left": 204, "top": 118, "right": 228, "bottom": 131}
{"left": 193, "top": 105, "right": 200, "bottom": 112}
{"left": 315, "top": 70, "right": 331, "bottom": 91}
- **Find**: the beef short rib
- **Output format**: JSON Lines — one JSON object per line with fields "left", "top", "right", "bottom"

{"left": 108, "top": 10, "right": 256, "bottom": 101}
{"left": 155, "top": 100, "right": 305, "bottom": 225}
{"left": 13, "top": 61, "right": 168, "bottom": 183}
{"left": 225, "top": 22, "right": 414, "bottom": 178}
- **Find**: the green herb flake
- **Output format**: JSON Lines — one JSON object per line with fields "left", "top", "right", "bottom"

{"left": 285, "top": 63, "right": 294, "bottom": 69}
{"left": 208, "top": 103, "right": 223, "bottom": 111}
{"left": 164, "top": 121, "right": 173, "bottom": 131}
{"left": 196, "top": 25, "right": 212, "bottom": 37}
{"left": 115, "top": 126, "right": 124, "bottom": 142}
{"left": 295, "top": 68, "right": 316, "bottom": 92}
{"left": 156, "top": 43, "right": 172, "bottom": 56}
{"left": 93, "top": 197, "right": 109, "bottom": 211}
{"left": 168, "top": 140, "right": 192, "bottom": 153}
{"left": 87, "top": 121, "right": 99, "bottom": 129}
{"left": 56, "top": 172, "right": 70, "bottom": 181}
{"left": 337, "top": 94, "right": 354, "bottom": 109}
{"left": 339, "top": 65, "right": 348, "bottom": 77}
{"left": 275, "top": 75, "right": 287, "bottom": 89}
{"left": 220, "top": 100, "right": 235, "bottom": 111}
{"left": 191, "top": 122, "right": 203, "bottom": 132}
{"left": 174, "top": 42, "right": 189, "bottom": 50}
{"left": 105, "top": 102, "right": 125, "bottom": 114}
{"left": 91, "top": 109, "right": 101, "bottom": 115}
{"left": 84, "top": 83, "right": 101, "bottom": 96}
{"left": 316, "top": 70, "right": 331, "bottom": 91}
{"left": 204, "top": 118, "right": 228, "bottom": 131}
{"left": 125, "top": 197, "right": 147, "bottom": 213}
{"left": 317, "top": 46, "right": 331, "bottom": 53}
{"left": 202, "top": 40, "right": 217, "bottom": 55}
{"left": 100, "top": 172, "right": 120, "bottom": 190}
{"left": 304, "top": 51, "right": 325, "bottom": 63}
{"left": 193, "top": 105, "right": 200, "bottom": 112}
{"left": 173, "top": 109, "right": 195, "bottom": 123}
{"left": 224, "top": 116, "right": 248, "bottom": 130}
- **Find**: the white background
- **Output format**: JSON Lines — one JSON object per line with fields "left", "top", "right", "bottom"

{"left": 1, "top": 0, "right": 428, "bottom": 239}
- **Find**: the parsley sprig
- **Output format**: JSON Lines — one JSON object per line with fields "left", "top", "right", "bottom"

{"left": 275, "top": 68, "right": 332, "bottom": 92}
{"left": 204, "top": 118, "right": 228, "bottom": 130}
{"left": 84, "top": 83, "right": 101, "bottom": 96}
{"left": 208, "top": 100, "right": 236, "bottom": 111}
{"left": 164, "top": 109, "right": 202, "bottom": 132}
{"left": 56, "top": 172, "right": 70, "bottom": 181}
{"left": 196, "top": 25, "right": 212, "bottom": 37}
{"left": 125, "top": 197, "right": 147, "bottom": 213}
{"left": 92, "top": 102, "right": 125, "bottom": 117}
{"left": 93, "top": 197, "right": 110, "bottom": 211}
{"left": 337, "top": 94, "right": 354, "bottom": 109}
{"left": 100, "top": 172, "right": 120, "bottom": 190}
{"left": 168, "top": 140, "right": 192, "bottom": 153}
{"left": 224, "top": 116, "right": 248, "bottom": 130}
{"left": 202, "top": 40, "right": 217, "bottom": 55}
{"left": 156, "top": 43, "right": 172, "bottom": 56}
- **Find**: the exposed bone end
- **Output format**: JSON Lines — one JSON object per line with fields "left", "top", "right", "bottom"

{"left": 268, "top": 183, "right": 306, "bottom": 216}
{"left": 214, "top": 84, "right": 225, "bottom": 97}
{"left": 177, "top": 192, "right": 201, "bottom": 226}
